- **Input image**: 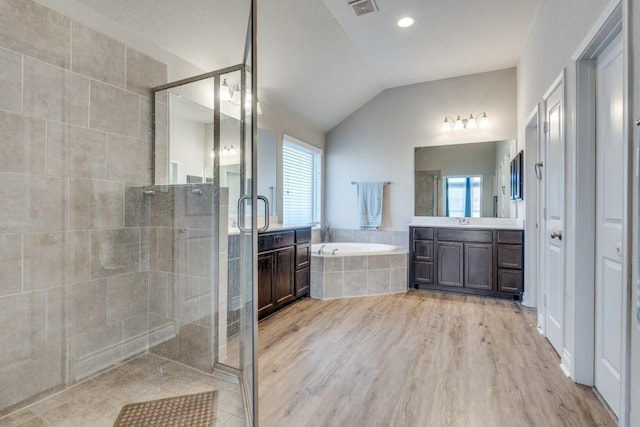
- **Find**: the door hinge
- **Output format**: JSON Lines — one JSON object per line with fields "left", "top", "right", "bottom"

{"left": 543, "top": 121, "right": 548, "bottom": 134}
{"left": 543, "top": 208, "right": 547, "bottom": 220}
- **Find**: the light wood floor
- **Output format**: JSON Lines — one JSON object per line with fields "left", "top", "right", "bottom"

{"left": 258, "top": 291, "right": 615, "bottom": 427}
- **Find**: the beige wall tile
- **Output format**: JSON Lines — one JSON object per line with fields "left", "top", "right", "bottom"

{"left": 89, "top": 81, "right": 139, "bottom": 137}
{"left": 71, "top": 22, "right": 125, "bottom": 88}
{"left": 124, "top": 186, "right": 150, "bottom": 227}
{"left": 343, "top": 271, "right": 367, "bottom": 297}
{"left": 107, "top": 134, "right": 152, "bottom": 186}
{"left": 0, "top": 290, "right": 64, "bottom": 410}
{"left": 0, "top": 174, "right": 67, "bottom": 233}
{"left": 69, "top": 179, "right": 124, "bottom": 230}
{"left": 46, "top": 122, "right": 107, "bottom": 179}
{"left": 149, "top": 271, "right": 171, "bottom": 317}
{"left": 91, "top": 228, "right": 140, "bottom": 279}
{"left": 367, "top": 270, "right": 390, "bottom": 294}
{"left": 389, "top": 268, "right": 407, "bottom": 293}
{"left": 0, "top": 0, "right": 70, "bottom": 68}
{"left": 122, "top": 313, "right": 149, "bottom": 342}
{"left": 23, "top": 57, "right": 89, "bottom": 127}
{"left": 323, "top": 272, "right": 344, "bottom": 298}
{"left": 0, "top": 111, "right": 46, "bottom": 175}
{"left": 0, "top": 234, "right": 22, "bottom": 296}
{"left": 69, "top": 279, "right": 107, "bottom": 336}
{"left": 368, "top": 255, "right": 390, "bottom": 270}
{"left": 156, "top": 228, "right": 188, "bottom": 275}
{"left": 106, "top": 272, "right": 148, "bottom": 324}
{"left": 0, "top": 47, "right": 22, "bottom": 113}
{"left": 188, "top": 229, "right": 212, "bottom": 278}
{"left": 125, "top": 48, "right": 167, "bottom": 96}
{"left": 139, "top": 96, "right": 153, "bottom": 141}
{"left": 175, "top": 322, "right": 211, "bottom": 372}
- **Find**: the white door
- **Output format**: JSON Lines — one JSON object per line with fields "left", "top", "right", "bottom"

{"left": 543, "top": 77, "right": 565, "bottom": 356}
{"left": 594, "top": 32, "right": 623, "bottom": 417}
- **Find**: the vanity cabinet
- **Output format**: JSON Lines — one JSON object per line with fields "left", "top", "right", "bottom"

{"left": 258, "top": 227, "right": 311, "bottom": 320}
{"left": 410, "top": 226, "right": 523, "bottom": 299}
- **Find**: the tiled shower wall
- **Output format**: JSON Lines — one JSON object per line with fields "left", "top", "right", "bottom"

{"left": 0, "top": 0, "right": 166, "bottom": 413}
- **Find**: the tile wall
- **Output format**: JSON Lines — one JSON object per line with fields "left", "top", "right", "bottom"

{"left": 327, "top": 228, "right": 410, "bottom": 249}
{"left": 0, "top": 0, "right": 167, "bottom": 414}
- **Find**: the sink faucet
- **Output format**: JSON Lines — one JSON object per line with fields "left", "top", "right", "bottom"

{"left": 458, "top": 217, "right": 471, "bottom": 225}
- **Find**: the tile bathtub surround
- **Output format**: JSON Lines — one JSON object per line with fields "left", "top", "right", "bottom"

{"left": 328, "top": 228, "right": 410, "bottom": 249}
{"left": 0, "top": 0, "right": 168, "bottom": 415}
{"left": 310, "top": 253, "right": 408, "bottom": 299}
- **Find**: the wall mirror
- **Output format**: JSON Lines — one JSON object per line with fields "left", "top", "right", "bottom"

{"left": 414, "top": 140, "right": 516, "bottom": 218}
{"left": 154, "top": 75, "right": 278, "bottom": 216}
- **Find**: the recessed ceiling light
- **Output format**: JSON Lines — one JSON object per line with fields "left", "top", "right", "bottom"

{"left": 397, "top": 17, "right": 414, "bottom": 28}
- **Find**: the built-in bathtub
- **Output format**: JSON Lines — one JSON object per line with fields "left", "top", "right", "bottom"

{"left": 310, "top": 243, "right": 408, "bottom": 299}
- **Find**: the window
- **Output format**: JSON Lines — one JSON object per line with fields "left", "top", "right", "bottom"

{"left": 282, "top": 136, "right": 322, "bottom": 226}
{"left": 445, "top": 176, "right": 481, "bottom": 217}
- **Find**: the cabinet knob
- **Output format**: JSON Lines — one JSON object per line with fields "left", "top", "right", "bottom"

{"left": 550, "top": 231, "right": 562, "bottom": 241}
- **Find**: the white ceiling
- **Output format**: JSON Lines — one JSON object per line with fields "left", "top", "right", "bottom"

{"left": 71, "top": 0, "right": 540, "bottom": 132}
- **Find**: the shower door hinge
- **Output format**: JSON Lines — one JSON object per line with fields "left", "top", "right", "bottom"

{"left": 543, "top": 121, "right": 548, "bottom": 134}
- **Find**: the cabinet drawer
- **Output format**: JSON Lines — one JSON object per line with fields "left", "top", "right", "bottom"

{"left": 259, "top": 231, "right": 295, "bottom": 252}
{"left": 414, "top": 261, "right": 434, "bottom": 284}
{"left": 498, "top": 269, "right": 523, "bottom": 293}
{"left": 497, "top": 245, "right": 523, "bottom": 269}
{"left": 497, "top": 230, "right": 524, "bottom": 244}
{"left": 413, "top": 240, "right": 434, "bottom": 262}
{"left": 295, "top": 228, "right": 311, "bottom": 243}
{"left": 295, "top": 243, "right": 310, "bottom": 269}
{"left": 437, "top": 229, "right": 493, "bottom": 243}
{"left": 295, "top": 267, "right": 310, "bottom": 297}
{"left": 412, "top": 227, "right": 433, "bottom": 240}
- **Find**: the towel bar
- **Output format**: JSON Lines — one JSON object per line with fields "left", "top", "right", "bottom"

{"left": 351, "top": 181, "right": 391, "bottom": 185}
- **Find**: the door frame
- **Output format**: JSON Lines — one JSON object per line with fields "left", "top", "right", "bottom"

{"left": 572, "top": 1, "right": 630, "bottom": 424}
{"left": 524, "top": 105, "right": 542, "bottom": 311}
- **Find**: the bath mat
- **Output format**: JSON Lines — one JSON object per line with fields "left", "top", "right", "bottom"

{"left": 113, "top": 390, "right": 218, "bottom": 427}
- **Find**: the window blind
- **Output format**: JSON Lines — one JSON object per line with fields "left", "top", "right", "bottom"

{"left": 283, "top": 138, "right": 321, "bottom": 225}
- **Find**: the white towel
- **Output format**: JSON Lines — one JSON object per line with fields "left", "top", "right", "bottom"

{"left": 357, "top": 182, "right": 384, "bottom": 230}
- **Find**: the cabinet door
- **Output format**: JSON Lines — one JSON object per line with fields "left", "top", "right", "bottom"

{"left": 295, "top": 243, "right": 310, "bottom": 269}
{"left": 257, "top": 252, "right": 275, "bottom": 320}
{"left": 465, "top": 243, "right": 493, "bottom": 290}
{"left": 497, "top": 245, "right": 523, "bottom": 269}
{"left": 273, "top": 247, "right": 295, "bottom": 306}
{"left": 437, "top": 242, "right": 463, "bottom": 287}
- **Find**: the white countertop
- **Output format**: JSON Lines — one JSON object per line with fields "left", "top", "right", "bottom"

{"left": 410, "top": 216, "right": 524, "bottom": 230}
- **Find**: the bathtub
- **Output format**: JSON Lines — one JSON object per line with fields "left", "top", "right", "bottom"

{"left": 310, "top": 242, "right": 408, "bottom": 299}
{"left": 311, "top": 242, "right": 398, "bottom": 256}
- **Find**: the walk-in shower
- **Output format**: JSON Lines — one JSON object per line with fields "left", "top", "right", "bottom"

{"left": 0, "top": 0, "right": 258, "bottom": 425}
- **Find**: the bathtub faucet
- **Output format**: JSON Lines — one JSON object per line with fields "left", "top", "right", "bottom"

{"left": 331, "top": 248, "right": 339, "bottom": 255}
{"left": 317, "top": 244, "right": 326, "bottom": 255}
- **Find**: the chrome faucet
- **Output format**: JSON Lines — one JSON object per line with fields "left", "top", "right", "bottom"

{"left": 457, "top": 217, "right": 471, "bottom": 225}
{"left": 317, "top": 244, "right": 326, "bottom": 255}
{"left": 331, "top": 248, "right": 339, "bottom": 255}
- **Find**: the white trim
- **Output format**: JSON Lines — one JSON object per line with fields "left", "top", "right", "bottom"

{"left": 560, "top": 350, "right": 572, "bottom": 378}
{"left": 571, "top": 0, "right": 623, "bottom": 61}
{"left": 283, "top": 134, "right": 323, "bottom": 155}
{"left": 523, "top": 105, "right": 541, "bottom": 309}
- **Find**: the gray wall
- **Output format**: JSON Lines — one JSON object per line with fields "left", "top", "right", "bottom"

{"left": 325, "top": 68, "right": 517, "bottom": 230}
{"left": 0, "top": 0, "right": 166, "bottom": 414}
{"left": 516, "top": 0, "right": 611, "bottom": 380}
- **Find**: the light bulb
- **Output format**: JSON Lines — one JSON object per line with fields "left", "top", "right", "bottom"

{"left": 229, "top": 145, "right": 236, "bottom": 155}
{"left": 441, "top": 117, "right": 452, "bottom": 132}
{"left": 479, "top": 113, "right": 490, "bottom": 128}
{"left": 453, "top": 115, "right": 464, "bottom": 130}
{"left": 397, "top": 17, "right": 414, "bottom": 28}
{"left": 466, "top": 114, "right": 477, "bottom": 129}
{"left": 220, "top": 79, "right": 231, "bottom": 102}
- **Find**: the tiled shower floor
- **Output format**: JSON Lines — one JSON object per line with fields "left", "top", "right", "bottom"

{"left": 0, "top": 354, "right": 245, "bottom": 427}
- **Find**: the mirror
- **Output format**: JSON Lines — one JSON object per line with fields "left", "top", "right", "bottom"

{"left": 414, "top": 140, "right": 515, "bottom": 218}
{"left": 155, "top": 77, "right": 278, "bottom": 216}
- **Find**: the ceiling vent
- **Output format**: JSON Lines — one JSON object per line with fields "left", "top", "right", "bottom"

{"left": 349, "top": 0, "right": 378, "bottom": 17}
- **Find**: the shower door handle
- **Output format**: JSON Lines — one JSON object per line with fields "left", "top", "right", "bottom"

{"left": 237, "top": 195, "right": 251, "bottom": 232}
{"left": 237, "top": 195, "right": 270, "bottom": 232}
{"left": 257, "top": 195, "right": 269, "bottom": 232}
{"left": 535, "top": 162, "right": 543, "bottom": 181}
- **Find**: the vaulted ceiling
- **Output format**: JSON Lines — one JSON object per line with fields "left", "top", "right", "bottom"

{"left": 71, "top": 0, "right": 540, "bottom": 132}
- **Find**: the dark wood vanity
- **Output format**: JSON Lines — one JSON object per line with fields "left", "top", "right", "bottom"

{"left": 258, "top": 227, "right": 311, "bottom": 320}
{"left": 409, "top": 226, "right": 524, "bottom": 299}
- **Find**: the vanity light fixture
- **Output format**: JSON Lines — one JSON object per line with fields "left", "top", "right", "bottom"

{"left": 230, "top": 84, "right": 263, "bottom": 115}
{"left": 441, "top": 112, "right": 489, "bottom": 132}
{"left": 397, "top": 17, "right": 414, "bottom": 28}
{"left": 221, "top": 145, "right": 236, "bottom": 157}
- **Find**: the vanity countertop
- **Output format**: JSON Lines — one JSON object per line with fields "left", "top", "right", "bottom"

{"left": 410, "top": 217, "right": 524, "bottom": 230}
